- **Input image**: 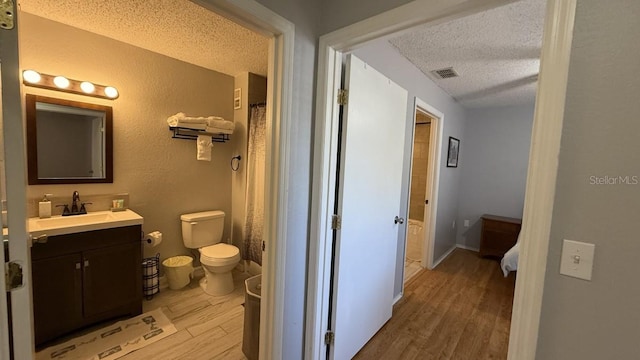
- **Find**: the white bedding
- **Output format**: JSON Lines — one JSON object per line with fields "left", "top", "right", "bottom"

{"left": 500, "top": 234, "right": 521, "bottom": 277}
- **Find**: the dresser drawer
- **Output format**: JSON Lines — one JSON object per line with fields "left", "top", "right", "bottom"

{"left": 482, "top": 219, "right": 520, "bottom": 234}
{"left": 479, "top": 215, "right": 521, "bottom": 258}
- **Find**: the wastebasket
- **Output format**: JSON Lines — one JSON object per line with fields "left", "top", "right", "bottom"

{"left": 142, "top": 254, "right": 160, "bottom": 300}
{"left": 242, "top": 274, "right": 262, "bottom": 360}
{"left": 162, "top": 256, "right": 194, "bottom": 290}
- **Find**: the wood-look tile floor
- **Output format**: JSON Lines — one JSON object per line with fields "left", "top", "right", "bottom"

{"left": 35, "top": 271, "right": 251, "bottom": 359}
{"left": 354, "top": 249, "right": 516, "bottom": 360}
{"left": 121, "top": 271, "right": 251, "bottom": 360}
{"left": 404, "top": 258, "right": 423, "bottom": 283}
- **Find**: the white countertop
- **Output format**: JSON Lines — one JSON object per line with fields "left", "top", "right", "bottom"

{"left": 28, "top": 209, "right": 144, "bottom": 237}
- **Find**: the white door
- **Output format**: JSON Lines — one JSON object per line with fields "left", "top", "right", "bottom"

{"left": 0, "top": 4, "right": 36, "bottom": 359}
{"left": 330, "top": 54, "right": 407, "bottom": 359}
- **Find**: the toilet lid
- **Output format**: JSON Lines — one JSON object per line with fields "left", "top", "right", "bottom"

{"left": 200, "top": 243, "right": 239, "bottom": 259}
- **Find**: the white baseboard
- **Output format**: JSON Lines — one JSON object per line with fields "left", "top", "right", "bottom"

{"left": 456, "top": 244, "right": 480, "bottom": 252}
{"left": 159, "top": 275, "right": 168, "bottom": 291}
{"left": 393, "top": 292, "right": 403, "bottom": 305}
{"left": 432, "top": 245, "right": 457, "bottom": 268}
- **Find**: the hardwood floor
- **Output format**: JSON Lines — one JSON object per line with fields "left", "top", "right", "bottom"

{"left": 354, "top": 249, "right": 516, "bottom": 360}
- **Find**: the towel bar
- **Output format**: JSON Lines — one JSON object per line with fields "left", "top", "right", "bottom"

{"left": 169, "top": 126, "right": 230, "bottom": 143}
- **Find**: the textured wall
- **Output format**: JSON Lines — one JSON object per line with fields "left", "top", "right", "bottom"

{"left": 353, "top": 39, "right": 467, "bottom": 298}
{"left": 320, "top": 0, "right": 413, "bottom": 34}
{"left": 456, "top": 104, "right": 533, "bottom": 250}
{"left": 231, "top": 72, "right": 266, "bottom": 263}
{"left": 232, "top": 72, "right": 250, "bottom": 256}
{"left": 249, "top": 0, "right": 321, "bottom": 357}
{"left": 537, "top": 1, "right": 640, "bottom": 359}
{"left": 20, "top": 13, "right": 234, "bottom": 264}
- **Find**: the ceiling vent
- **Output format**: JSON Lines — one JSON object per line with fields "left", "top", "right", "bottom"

{"left": 431, "top": 67, "right": 459, "bottom": 79}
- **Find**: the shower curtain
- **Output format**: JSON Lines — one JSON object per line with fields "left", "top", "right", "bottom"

{"left": 244, "top": 104, "right": 266, "bottom": 265}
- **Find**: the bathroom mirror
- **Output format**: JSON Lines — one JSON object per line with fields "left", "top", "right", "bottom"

{"left": 26, "top": 94, "right": 113, "bottom": 184}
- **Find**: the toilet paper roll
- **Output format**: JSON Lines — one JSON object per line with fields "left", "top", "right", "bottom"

{"left": 144, "top": 231, "right": 163, "bottom": 247}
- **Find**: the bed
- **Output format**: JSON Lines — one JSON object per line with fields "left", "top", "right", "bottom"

{"left": 500, "top": 233, "right": 521, "bottom": 277}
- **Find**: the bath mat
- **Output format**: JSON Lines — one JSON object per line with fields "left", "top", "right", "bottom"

{"left": 36, "top": 308, "right": 177, "bottom": 360}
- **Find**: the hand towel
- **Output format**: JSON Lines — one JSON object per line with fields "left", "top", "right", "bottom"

{"left": 197, "top": 135, "right": 213, "bottom": 161}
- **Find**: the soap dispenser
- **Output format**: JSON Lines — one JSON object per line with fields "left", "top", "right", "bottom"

{"left": 39, "top": 194, "right": 53, "bottom": 219}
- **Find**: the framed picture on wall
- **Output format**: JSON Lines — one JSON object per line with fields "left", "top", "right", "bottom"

{"left": 447, "top": 137, "right": 460, "bottom": 168}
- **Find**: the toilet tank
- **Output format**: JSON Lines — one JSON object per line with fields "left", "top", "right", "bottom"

{"left": 181, "top": 210, "right": 225, "bottom": 249}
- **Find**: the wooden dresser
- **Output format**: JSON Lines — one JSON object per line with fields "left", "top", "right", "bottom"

{"left": 479, "top": 214, "right": 522, "bottom": 258}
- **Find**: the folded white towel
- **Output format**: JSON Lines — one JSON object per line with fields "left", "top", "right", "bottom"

{"left": 205, "top": 126, "right": 234, "bottom": 135}
{"left": 176, "top": 120, "right": 206, "bottom": 131}
{"left": 197, "top": 135, "right": 213, "bottom": 161}
{"left": 206, "top": 118, "right": 234, "bottom": 131}
{"left": 167, "top": 113, "right": 226, "bottom": 127}
{"left": 167, "top": 112, "right": 186, "bottom": 127}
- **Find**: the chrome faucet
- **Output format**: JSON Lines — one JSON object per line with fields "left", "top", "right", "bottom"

{"left": 71, "top": 191, "right": 80, "bottom": 213}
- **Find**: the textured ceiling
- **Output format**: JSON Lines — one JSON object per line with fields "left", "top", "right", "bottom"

{"left": 389, "top": 0, "right": 546, "bottom": 108}
{"left": 19, "top": 0, "right": 268, "bottom": 77}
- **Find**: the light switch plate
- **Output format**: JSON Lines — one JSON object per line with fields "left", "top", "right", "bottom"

{"left": 560, "top": 239, "right": 595, "bottom": 281}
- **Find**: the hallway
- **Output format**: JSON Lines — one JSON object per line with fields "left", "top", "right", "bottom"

{"left": 355, "top": 249, "right": 515, "bottom": 359}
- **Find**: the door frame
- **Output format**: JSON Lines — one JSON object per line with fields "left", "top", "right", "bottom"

{"left": 185, "top": 2, "right": 296, "bottom": 358}
{"left": 1, "top": 6, "right": 35, "bottom": 358}
{"left": 413, "top": 98, "right": 443, "bottom": 271}
{"left": 0, "top": 0, "right": 295, "bottom": 358}
{"left": 307, "top": 1, "right": 577, "bottom": 359}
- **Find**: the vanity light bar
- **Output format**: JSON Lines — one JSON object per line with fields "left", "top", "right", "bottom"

{"left": 21, "top": 70, "right": 119, "bottom": 100}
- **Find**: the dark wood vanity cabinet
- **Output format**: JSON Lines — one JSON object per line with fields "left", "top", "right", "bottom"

{"left": 31, "top": 225, "right": 142, "bottom": 346}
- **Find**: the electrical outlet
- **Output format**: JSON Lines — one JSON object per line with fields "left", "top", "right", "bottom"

{"left": 464, "top": 220, "right": 469, "bottom": 227}
{"left": 560, "top": 239, "right": 595, "bottom": 281}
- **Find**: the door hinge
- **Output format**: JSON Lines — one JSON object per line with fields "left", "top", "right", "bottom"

{"left": 337, "top": 89, "right": 348, "bottom": 106}
{"left": 5, "top": 261, "right": 24, "bottom": 292}
{"left": 0, "top": 0, "right": 15, "bottom": 30}
{"left": 324, "top": 330, "right": 334, "bottom": 345}
{"left": 262, "top": 241, "right": 266, "bottom": 252}
{"left": 331, "top": 214, "right": 342, "bottom": 230}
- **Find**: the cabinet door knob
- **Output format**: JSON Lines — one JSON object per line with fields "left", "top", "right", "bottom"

{"left": 75, "top": 263, "right": 81, "bottom": 270}
{"left": 84, "top": 260, "right": 90, "bottom": 268}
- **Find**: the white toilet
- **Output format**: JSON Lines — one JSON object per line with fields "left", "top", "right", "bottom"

{"left": 181, "top": 210, "right": 240, "bottom": 296}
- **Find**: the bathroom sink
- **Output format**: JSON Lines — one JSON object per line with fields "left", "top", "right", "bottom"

{"left": 29, "top": 209, "right": 144, "bottom": 237}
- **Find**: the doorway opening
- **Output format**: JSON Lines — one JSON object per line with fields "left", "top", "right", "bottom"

{"left": 405, "top": 103, "right": 442, "bottom": 283}
{"left": 0, "top": 0, "right": 294, "bottom": 358}
{"left": 308, "top": 0, "right": 576, "bottom": 359}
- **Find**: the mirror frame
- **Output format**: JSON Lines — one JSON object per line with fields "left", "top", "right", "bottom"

{"left": 25, "top": 94, "right": 113, "bottom": 184}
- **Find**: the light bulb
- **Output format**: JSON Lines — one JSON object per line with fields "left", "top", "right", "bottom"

{"left": 23, "top": 70, "right": 41, "bottom": 84}
{"left": 53, "top": 76, "right": 70, "bottom": 89}
{"left": 80, "top": 81, "right": 95, "bottom": 93}
{"left": 104, "top": 86, "right": 118, "bottom": 98}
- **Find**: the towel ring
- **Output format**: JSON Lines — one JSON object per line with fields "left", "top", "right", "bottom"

{"left": 231, "top": 155, "right": 241, "bottom": 171}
